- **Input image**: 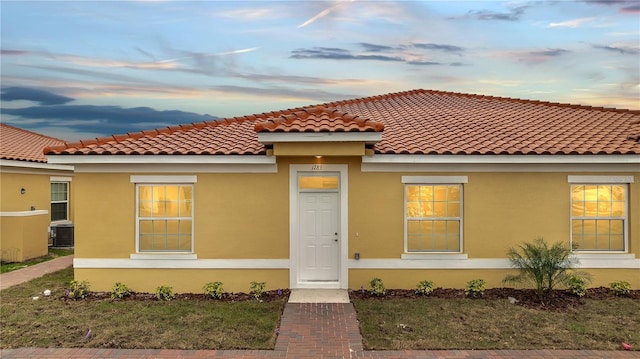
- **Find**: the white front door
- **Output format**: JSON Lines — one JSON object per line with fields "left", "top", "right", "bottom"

{"left": 298, "top": 192, "right": 339, "bottom": 281}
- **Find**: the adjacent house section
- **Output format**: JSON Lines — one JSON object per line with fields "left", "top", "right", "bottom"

{"left": 0, "top": 124, "right": 74, "bottom": 262}
{"left": 45, "top": 89, "right": 640, "bottom": 292}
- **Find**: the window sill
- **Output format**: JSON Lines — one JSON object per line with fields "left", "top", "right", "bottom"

{"left": 130, "top": 253, "right": 197, "bottom": 260}
{"left": 571, "top": 252, "right": 634, "bottom": 259}
{"left": 401, "top": 253, "right": 468, "bottom": 260}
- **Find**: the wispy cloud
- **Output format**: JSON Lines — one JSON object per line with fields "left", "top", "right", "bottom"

{"left": 297, "top": 0, "right": 355, "bottom": 28}
{"left": 291, "top": 42, "right": 466, "bottom": 66}
{"left": 459, "top": 5, "right": 530, "bottom": 21}
{"left": 1, "top": 87, "right": 74, "bottom": 105}
{"left": 548, "top": 17, "right": 596, "bottom": 28}
{"left": 592, "top": 44, "right": 640, "bottom": 55}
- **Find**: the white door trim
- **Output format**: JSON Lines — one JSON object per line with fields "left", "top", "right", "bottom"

{"left": 289, "top": 164, "right": 349, "bottom": 289}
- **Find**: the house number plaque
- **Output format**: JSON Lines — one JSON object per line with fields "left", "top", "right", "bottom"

{"left": 311, "top": 164, "right": 323, "bottom": 171}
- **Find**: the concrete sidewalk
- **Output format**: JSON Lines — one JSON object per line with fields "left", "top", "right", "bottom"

{"left": 0, "top": 255, "right": 73, "bottom": 291}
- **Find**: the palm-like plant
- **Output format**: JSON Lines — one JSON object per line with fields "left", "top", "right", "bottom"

{"left": 503, "top": 237, "right": 591, "bottom": 304}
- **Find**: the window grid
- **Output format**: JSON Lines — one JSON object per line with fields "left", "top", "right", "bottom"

{"left": 570, "top": 184, "right": 627, "bottom": 251}
{"left": 50, "top": 182, "right": 69, "bottom": 221}
{"left": 137, "top": 184, "right": 194, "bottom": 252}
{"left": 405, "top": 184, "right": 462, "bottom": 252}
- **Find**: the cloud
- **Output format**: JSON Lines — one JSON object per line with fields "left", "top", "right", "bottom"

{"left": 290, "top": 47, "right": 404, "bottom": 62}
{"left": 1, "top": 87, "right": 74, "bottom": 105}
{"left": 291, "top": 42, "right": 467, "bottom": 66}
{"left": 592, "top": 44, "right": 640, "bottom": 55}
{"left": 297, "top": 0, "right": 354, "bottom": 28}
{"left": 411, "top": 43, "right": 465, "bottom": 54}
{"left": 463, "top": 5, "right": 529, "bottom": 21}
{"left": 501, "top": 48, "right": 571, "bottom": 64}
{"left": 548, "top": 17, "right": 596, "bottom": 28}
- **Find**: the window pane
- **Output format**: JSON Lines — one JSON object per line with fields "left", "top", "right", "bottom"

{"left": 611, "top": 185, "right": 625, "bottom": 201}
{"left": 299, "top": 176, "right": 339, "bottom": 190}
{"left": 584, "top": 185, "right": 597, "bottom": 201}
{"left": 447, "top": 220, "right": 460, "bottom": 235}
{"left": 433, "top": 202, "right": 446, "bottom": 217}
{"left": 407, "top": 220, "right": 421, "bottom": 235}
{"left": 447, "top": 186, "right": 460, "bottom": 201}
{"left": 51, "top": 183, "right": 68, "bottom": 201}
{"left": 434, "top": 186, "right": 447, "bottom": 201}
{"left": 597, "top": 202, "right": 611, "bottom": 216}
{"left": 612, "top": 202, "right": 625, "bottom": 217}
{"left": 407, "top": 186, "right": 419, "bottom": 201}
{"left": 139, "top": 220, "right": 153, "bottom": 235}
{"left": 572, "top": 202, "right": 585, "bottom": 216}
{"left": 610, "top": 235, "right": 624, "bottom": 251}
{"left": 584, "top": 202, "right": 597, "bottom": 217}
{"left": 610, "top": 220, "right": 623, "bottom": 234}
{"left": 447, "top": 202, "right": 460, "bottom": 217}
{"left": 419, "top": 186, "right": 433, "bottom": 201}
{"left": 407, "top": 202, "right": 420, "bottom": 218}
{"left": 51, "top": 203, "right": 67, "bottom": 221}
{"left": 597, "top": 185, "right": 611, "bottom": 201}
{"left": 433, "top": 221, "right": 446, "bottom": 235}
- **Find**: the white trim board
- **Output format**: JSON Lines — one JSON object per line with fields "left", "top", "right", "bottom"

{"left": 0, "top": 159, "right": 74, "bottom": 171}
{"left": 74, "top": 258, "right": 290, "bottom": 269}
{"left": 47, "top": 155, "right": 276, "bottom": 165}
{"left": 72, "top": 163, "right": 278, "bottom": 173}
{"left": 348, "top": 257, "right": 639, "bottom": 269}
{"left": 258, "top": 132, "right": 381, "bottom": 144}
{"left": 567, "top": 175, "right": 634, "bottom": 183}
{"left": 0, "top": 210, "right": 48, "bottom": 217}
{"left": 363, "top": 154, "right": 640, "bottom": 164}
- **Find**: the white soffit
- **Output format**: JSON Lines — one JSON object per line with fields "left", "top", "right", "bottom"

{"left": 362, "top": 154, "right": 640, "bottom": 164}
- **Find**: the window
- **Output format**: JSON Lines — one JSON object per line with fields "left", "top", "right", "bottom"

{"left": 403, "top": 176, "right": 466, "bottom": 253}
{"left": 51, "top": 182, "right": 69, "bottom": 221}
{"left": 571, "top": 184, "right": 627, "bottom": 251}
{"left": 136, "top": 184, "right": 194, "bottom": 252}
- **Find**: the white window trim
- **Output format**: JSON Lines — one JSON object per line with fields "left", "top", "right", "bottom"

{"left": 567, "top": 175, "right": 634, "bottom": 184}
{"left": 568, "top": 176, "right": 631, "bottom": 253}
{"left": 131, "top": 175, "right": 197, "bottom": 183}
{"left": 403, "top": 176, "right": 468, "bottom": 256}
{"left": 134, "top": 176, "right": 197, "bottom": 254}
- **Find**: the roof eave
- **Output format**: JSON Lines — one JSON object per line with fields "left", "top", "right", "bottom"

{"left": 362, "top": 154, "right": 640, "bottom": 165}
{"left": 45, "top": 155, "right": 276, "bottom": 165}
{"left": 257, "top": 132, "right": 382, "bottom": 144}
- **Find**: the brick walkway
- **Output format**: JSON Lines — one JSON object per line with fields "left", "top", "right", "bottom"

{"left": 1, "top": 259, "right": 638, "bottom": 358}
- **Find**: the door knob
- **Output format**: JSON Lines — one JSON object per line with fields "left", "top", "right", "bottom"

{"left": 334, "top": 239, "right": 338, "bottom": 242}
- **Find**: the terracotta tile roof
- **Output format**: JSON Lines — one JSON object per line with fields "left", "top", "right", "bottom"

{"left": 0, "top": 123, "right": 65, "bottom": 163}
{"left": 254, "top": 106, "right": 384, "bottom": 133}
{"left": 45, "top": 89, "right": 640, "bottom": 156}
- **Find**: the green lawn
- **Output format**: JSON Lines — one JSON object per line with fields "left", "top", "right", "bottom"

{"left": 0, "top": 267, "right": 286, "bottom": 350}
{"left": 353, "top": 296, "right": 640, "bottom": 350}
{"left": 0, "top": 248, "right": 74, "bottom": 273}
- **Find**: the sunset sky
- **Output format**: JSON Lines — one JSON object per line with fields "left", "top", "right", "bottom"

{"left": 1, "top": 0, "right": 639, "bottom": 141}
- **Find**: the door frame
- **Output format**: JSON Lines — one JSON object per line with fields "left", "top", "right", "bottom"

{"left": 289, "top": 164, "right": 348, "bottom": 289}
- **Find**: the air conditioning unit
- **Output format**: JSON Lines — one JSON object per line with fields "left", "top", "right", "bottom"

{"left": 52, "top": 223, "right": 74, "bottom": 247}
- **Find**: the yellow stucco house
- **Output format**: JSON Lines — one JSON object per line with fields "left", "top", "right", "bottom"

{"left": 1, "top": 124, "right": 74, "bottom": 262}
{"left": 45, "top": 89, "right": 639, "bottom": 292}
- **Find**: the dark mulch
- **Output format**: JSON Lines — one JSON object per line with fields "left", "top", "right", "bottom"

{"left": 349, "top": 287, "right": 640, "bottom": 312}
{"left": 64, "top": 289, "right": 291, "bottom": 302}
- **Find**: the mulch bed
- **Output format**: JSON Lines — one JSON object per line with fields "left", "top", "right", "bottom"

{"left": 349, "top": 287, "right": 640, "bottom": 312}
{"left": 64, "top": 289, "right": 291, "bottom": 302}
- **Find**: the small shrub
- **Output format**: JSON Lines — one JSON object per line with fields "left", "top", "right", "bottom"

{"left": 566, "top": 275, "right": 588, "bottom": 297}
{"left": 415, "top": 280, "right": 435, "bottom": 296}
{"left": 503, "top": 237, "right": 591, "bottom": 304}
{"left": 610, "top": 281, "right": 631, "bottom": 297}
{"left": 369, "top": 277, "right": 386, "bottom": 296}
{"left": 67, "top": 280, "right": 90, "bottom": 300}
{"left": 111, "top": 282, "right": 132, "bottom": 300}
{"left": 155, "top": 285, "right": 174, "bottom": 301}
{"left": 465, "top": 279, "right": 486, "bottom": 298}
{"left": 203, "top": 281, "right": 224, "bottom": 299}
{"left": 250, "top": 281, "right": 266, "bottom": 300}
